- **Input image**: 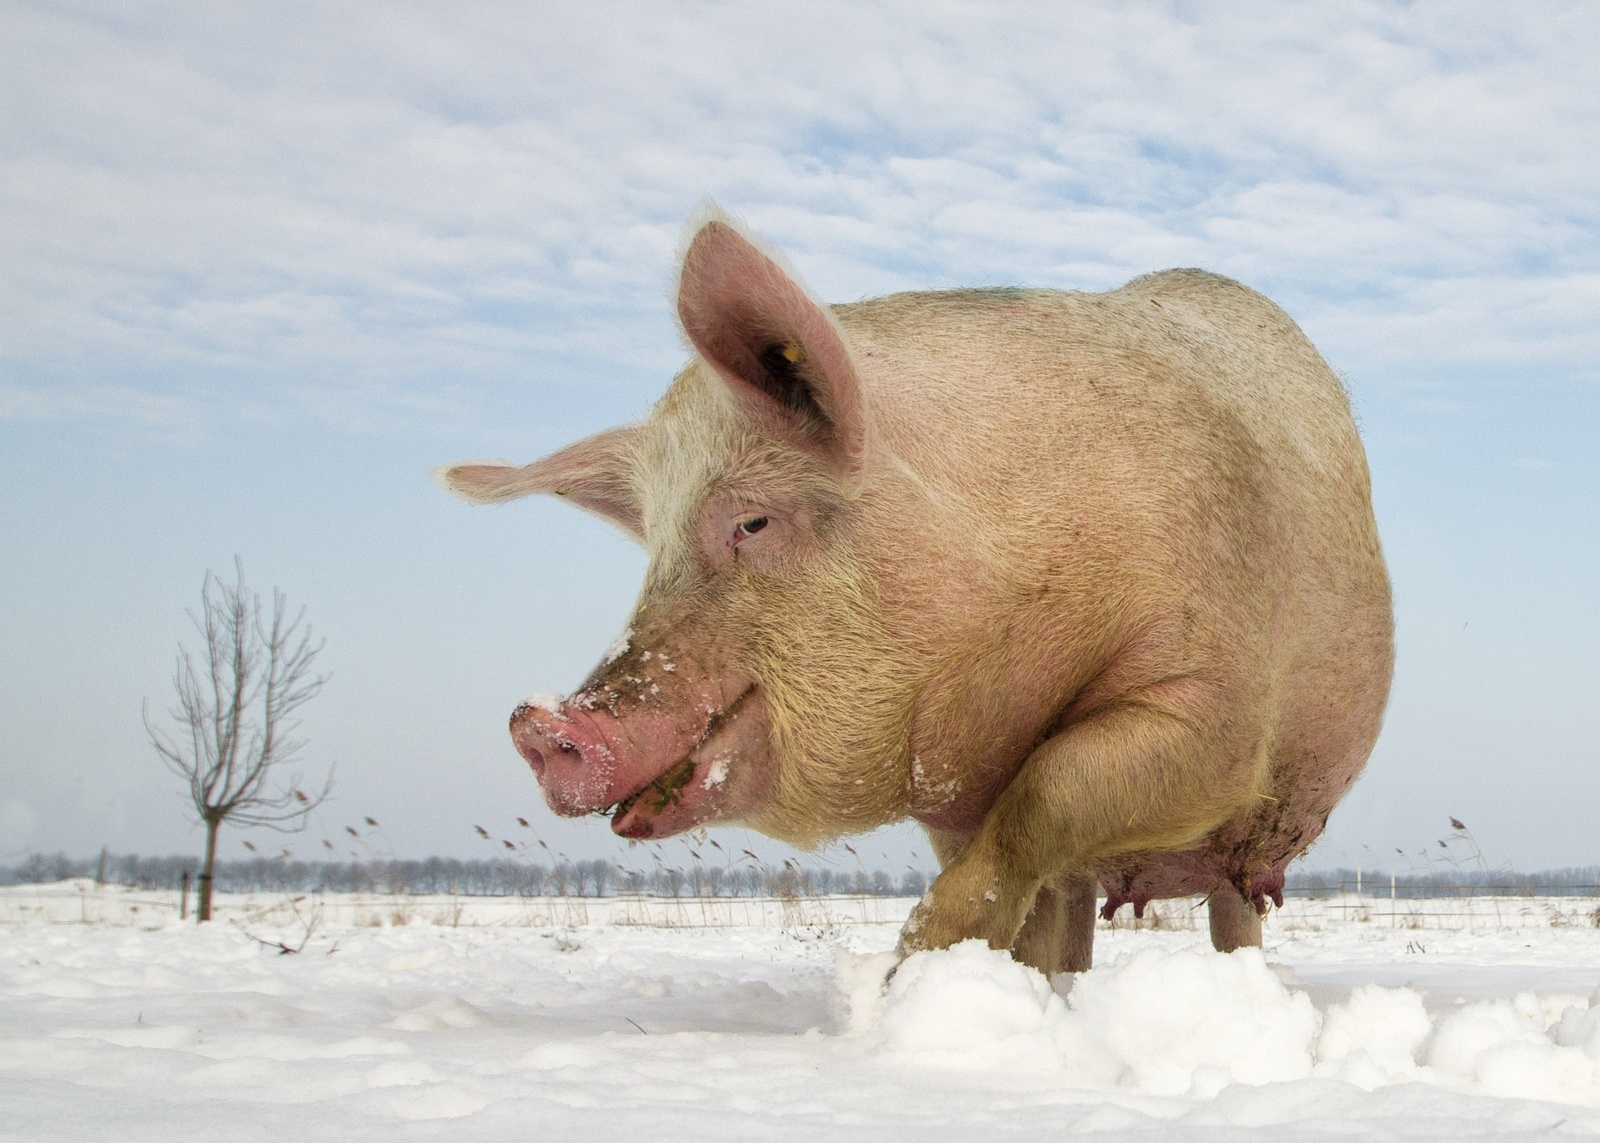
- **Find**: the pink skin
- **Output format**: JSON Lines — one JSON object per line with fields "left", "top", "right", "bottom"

{"left": 509, "top": 500, "right": 788, "bottom": 841}
{"left": 509, "top": 671, "right": 771, "bottom": 841}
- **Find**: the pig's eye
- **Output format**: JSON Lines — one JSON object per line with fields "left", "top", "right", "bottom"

{"left": 734, "top": 516, "right": 769, "bottom": 540}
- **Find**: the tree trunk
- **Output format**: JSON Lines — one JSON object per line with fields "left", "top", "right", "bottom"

{"left": 197, "top": 817, "right": 220, "bottom": 923}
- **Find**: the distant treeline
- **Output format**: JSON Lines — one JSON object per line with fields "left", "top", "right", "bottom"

{"left": 1286, "top": 866, "right": 1600, "bottom": 899}
{"left": 6, "top": 853, "right": 1599, "bottom": 898}
{"left": 1, "top": 851, "right": 930, "bottom": 898}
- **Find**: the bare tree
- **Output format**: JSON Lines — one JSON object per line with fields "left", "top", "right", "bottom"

{"left": 145, "top": 559, "right": 333, "bottom": 921}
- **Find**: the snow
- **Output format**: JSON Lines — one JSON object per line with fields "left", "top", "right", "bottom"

{"left": 4, "top": 884, "right": 1600, "bottom": 1141}
{"left": 702, "top": 754, "right": 731, "bottom": 789}
{"left": 601, "top": 626, "right": 633, "bottom": 665}
{"left": 863, "top": 940, "right": 1600, "bottom": 1102}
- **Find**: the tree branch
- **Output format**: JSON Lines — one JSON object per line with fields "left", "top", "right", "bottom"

{"left": 146, "top": 558, "right": 333, "bottom": 846}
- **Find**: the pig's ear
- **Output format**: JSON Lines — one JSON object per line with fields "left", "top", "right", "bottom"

{"left": 432, "top": 427, "right": 644, "bottom": 539}
{"left": 677, "top": 217, "right": 869, "bottom": 478}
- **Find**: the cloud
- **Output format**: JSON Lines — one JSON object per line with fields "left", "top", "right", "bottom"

{"left": 2, "top": 0, "right": 1597, "bottom": 432}
{"left": 0, "top": 383, "right": 196, "bottom": 426}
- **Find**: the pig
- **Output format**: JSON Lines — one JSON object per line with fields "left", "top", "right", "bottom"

{"left": 437, "top": 208, "right": 1393, "bottom": 972}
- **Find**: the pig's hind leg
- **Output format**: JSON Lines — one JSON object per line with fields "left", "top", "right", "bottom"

{"left": 1011, "top": 871, "right": 1097, "bottom": 974}
{"left": 1206, "top": 882, "right": 1263, "bottom": 952}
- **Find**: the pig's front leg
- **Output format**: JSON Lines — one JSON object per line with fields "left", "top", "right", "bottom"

{"left": 899, "top": 699, "right": 1251, "bottom": 958}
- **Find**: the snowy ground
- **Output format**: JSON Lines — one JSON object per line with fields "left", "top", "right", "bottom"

{"left": 4, "top": 883, "right": 1600, "bottom": 1141}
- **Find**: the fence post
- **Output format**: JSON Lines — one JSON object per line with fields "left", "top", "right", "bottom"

{"left": 1390, "top": 872, "right": 1396, "bottom": 927}
{"left": 179, "top": 870, "right": 189, "bottom": 920}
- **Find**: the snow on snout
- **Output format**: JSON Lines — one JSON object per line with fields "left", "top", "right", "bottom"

{"left": 702, "top": 753, "right": 731, "bottom": 790}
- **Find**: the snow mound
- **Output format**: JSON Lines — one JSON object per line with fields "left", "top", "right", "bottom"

{"left": 1057, "top": 944, "right": 1318, "bottom": 1094}
{"left": 849, "top": 941, "right": 1600, "bottom": 1103}
{"left": 880, "top": 939, "right": 1063, "bottom": 1060}
{"left": 1314, "top": 981, "right": 1431, "bottom": 1085}
{"left": 1426, "top": 987, "right": 1600, "bottom": 1102}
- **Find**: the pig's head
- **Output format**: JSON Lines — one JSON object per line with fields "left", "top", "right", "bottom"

{"left": 437, "top": 211, "right": 914, "bottom": 844}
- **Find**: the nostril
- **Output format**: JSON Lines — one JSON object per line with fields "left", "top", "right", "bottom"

{"left": 511, "top": 711, "right": 565, "bottom": 776}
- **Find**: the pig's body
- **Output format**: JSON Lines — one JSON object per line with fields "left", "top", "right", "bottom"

{"left": 829, "top": 277, "right": 1391, "bottom": 927}
{"left": 440, "top": 214, "right": 1392, "bottom": 972}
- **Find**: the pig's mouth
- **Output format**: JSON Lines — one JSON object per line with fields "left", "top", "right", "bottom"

{"left": 605, "top": 685, "right": 757, "bottom": 838}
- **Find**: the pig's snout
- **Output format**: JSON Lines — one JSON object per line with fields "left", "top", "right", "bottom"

{"left": 508, "top": 703, "right": 559, "bottom": 778}
{"left": 509, "top": 702, "right": 617, "bottom": 816}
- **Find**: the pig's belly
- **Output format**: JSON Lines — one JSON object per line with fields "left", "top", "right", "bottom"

{"left": 1093, "top": 801, "right": 1312, "bottom": 919}
{"left": 1094, "top": 846, "right": 1275, "bottom": 920}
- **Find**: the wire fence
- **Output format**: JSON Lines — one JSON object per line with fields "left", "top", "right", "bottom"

{"left": 4, "top": 878, "right": 1598, "bottom": 932}
{"left": 0, "top": 852, "right": 929, "bottom": 899}
{"left": 12, "top": 854, "right": 1598, "bottom": 899}
{"left": 1286, "top": 868, "right": 1600, "bottom": 899}
{"left": 7, "top": 850, "right": 1600, "bottom": 932}
{"left": 1103, "top": 892, "right": 1600, "bottom": 934}
{"left": 0, "top": 881, "right": 918, "bottom": 929}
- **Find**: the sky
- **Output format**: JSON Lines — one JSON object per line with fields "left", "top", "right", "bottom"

{"left": 2, "top": 0, "right": 1597, "bottom": 877}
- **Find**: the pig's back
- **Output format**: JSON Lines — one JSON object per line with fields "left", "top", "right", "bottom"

{"left": 836, "top": 271, "right": 1383, "bottom": 627}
